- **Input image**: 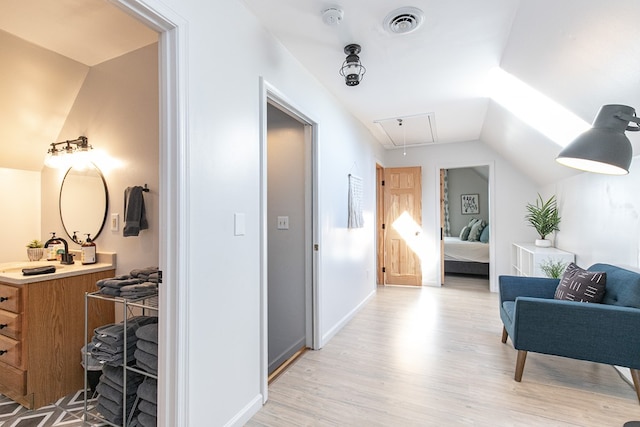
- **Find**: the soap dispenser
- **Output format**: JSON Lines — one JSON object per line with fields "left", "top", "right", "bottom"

{"left": 81, "top": 234, "right": 97, "bottom": 265}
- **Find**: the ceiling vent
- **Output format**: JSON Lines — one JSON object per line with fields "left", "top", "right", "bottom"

{"left": 384, "top": 7, "right": 424, "bottom": 35}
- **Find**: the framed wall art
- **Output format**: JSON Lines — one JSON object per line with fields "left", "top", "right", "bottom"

{"left": 461, "top": 194, "right": 479, "bottom": 215}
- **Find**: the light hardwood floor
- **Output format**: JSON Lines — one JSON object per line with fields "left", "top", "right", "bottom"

{"left": 247, "top": 275, "right": 640, "bottom": 426}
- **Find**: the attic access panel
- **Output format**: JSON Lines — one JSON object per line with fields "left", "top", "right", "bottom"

{"left": 375, "top": 113, "right": 437, "bottom": 147}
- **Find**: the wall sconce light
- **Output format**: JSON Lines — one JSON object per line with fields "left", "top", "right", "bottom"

{"left": 44, "top": 136, "right": 93, "bottom": 169}
{"left": 556, "top": 104, "right": 639, "bottom": 175}
{"left": 339, "top": 44, "right": 366, "bottom": 86}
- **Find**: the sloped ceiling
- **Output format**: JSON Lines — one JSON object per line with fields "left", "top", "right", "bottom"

{"left": 241, "top": 0, "right": 640, "bottom": 185}
{"left": 0, "top": 0, "right": 157, "bottom": 171}
{"left": 2, "top": 0, "right": 640, "bottom": 186}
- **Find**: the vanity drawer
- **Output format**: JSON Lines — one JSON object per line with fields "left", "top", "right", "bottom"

{"left": 0, "top": 309, "right": 20, "bottom": 340}
{"left": 0, "top": 334, "right": 21, "bottom": 368}
{"left": 0, "top": 284, "right": 21, "bottom": 313}
{"left": 0, "top": 359, "right": 26, "bottom": 395}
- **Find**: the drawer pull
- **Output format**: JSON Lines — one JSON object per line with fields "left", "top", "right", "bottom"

{"left": 0, "top": 324, "right": 6, "bottom": 329}
{"left": 0, "top": 297, "right": 8, "bottom": 302}
{"left": 0, "top": 350, "right": 6, "bottom": 355}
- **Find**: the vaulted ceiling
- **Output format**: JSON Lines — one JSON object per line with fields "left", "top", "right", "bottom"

{"left": 2, "top": 0, "right": 640, "bottom": 186}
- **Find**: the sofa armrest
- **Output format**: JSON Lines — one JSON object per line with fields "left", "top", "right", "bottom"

{"left": 499, "top": 275, "right": 559, "bottom": 304}
{"left": 512, "top": 297, "right": 640, "bottom": 368}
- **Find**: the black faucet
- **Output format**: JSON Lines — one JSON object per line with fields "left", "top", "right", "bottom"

{"left": 44, "top": 232, "right": 74, "bottom": 265}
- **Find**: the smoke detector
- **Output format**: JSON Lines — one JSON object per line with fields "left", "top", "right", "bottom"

{"left": 322, "top": 8, "right": 344, "bottom": 26}
{"left": 384, "top": 7, "right": 424, "bottom": 34}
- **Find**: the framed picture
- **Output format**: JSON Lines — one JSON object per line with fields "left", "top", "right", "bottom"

{"left": 461, "top": 194, "right": 479, "bottom": 215}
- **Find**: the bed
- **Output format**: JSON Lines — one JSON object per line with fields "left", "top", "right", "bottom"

{"left": 444, "top": 236, "right": 489, "bottom": 276}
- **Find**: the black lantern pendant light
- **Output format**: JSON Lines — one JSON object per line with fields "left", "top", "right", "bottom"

{"left": 556, "top": 104, "right": 640, "bottom": 175}
{"left": 339, "top": 44, "right": 366, "bottom": 86}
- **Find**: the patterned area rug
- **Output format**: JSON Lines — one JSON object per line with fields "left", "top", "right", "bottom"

{"left": 0, "top": 390, "right": 108, "bottom": 427}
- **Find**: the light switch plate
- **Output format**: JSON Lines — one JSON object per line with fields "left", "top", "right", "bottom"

{"left": 277, "top": 216, "right": 289, "bottom": 230}
{"left": 234, "top": 213, "right": 246, "bottom": 236}
{"left": 111, "top": 213, "right": 119, "bottom": 231}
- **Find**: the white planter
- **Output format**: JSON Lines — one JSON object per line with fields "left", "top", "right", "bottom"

{"left": 535, "top": 239, "right": 552, "bottom": 248}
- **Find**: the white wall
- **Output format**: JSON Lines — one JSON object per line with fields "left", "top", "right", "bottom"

{"left": 0, "top": 168, "right": 41, "bottom": 262}
{"left": 41, "top": 44, "right": 159, "bottom": 276}
{"left": 384, "top": 140, "right": 539, "bottom": 288}
{"left": 149, "top": 1, "right": 384, "bottom": 425}
{"left": 549, "top": 156, "right": 640, "bottom": 270}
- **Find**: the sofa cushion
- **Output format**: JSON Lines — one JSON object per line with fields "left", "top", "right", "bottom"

{"left": 554, "top": 262, "right": 606, "bottom": 303}
{"left": 590, "top": 263, "right": 640, "bottom": 308}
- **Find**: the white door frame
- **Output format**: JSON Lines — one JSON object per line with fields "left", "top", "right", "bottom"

{"left": 111, "top": 1, "right": 189, "bottom": 425}
{"left": 435, "top": 161, "right": 497, "bottom": 292}
{"left": 259, "top": 77, "right": 320, "bottom": 403}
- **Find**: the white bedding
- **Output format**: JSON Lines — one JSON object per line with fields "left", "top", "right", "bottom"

{"left": 444, "top": 236, "right": 490, "bottom": 263}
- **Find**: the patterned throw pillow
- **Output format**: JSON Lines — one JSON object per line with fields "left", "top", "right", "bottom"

{"left": 459, "top": 226, "right": 471, "bottom": 241}
{"left": 554, "top": 262, "right": 607, "bottom": 303}
{"left": 468, "top": 220, "right": 486, "bottom": 241}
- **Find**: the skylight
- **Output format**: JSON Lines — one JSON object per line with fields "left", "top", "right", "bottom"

{"left": 488, "top": 67, "right": 590, "bottom": 147}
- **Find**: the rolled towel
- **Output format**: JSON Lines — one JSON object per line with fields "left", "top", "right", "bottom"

{"left": 96, "top": 275, "right": 131, "bottom": 287}
{"left": 136, "top": 339, "right": 158, "bottom": 357}
{"left": 101, "top": 367, "right": 144, "bottom": 392}
{"left": 103, "top": 364, "right": 144, "bottom": 389}
{"left": 92, "top": 339, "right": 137, "bottom": 356}
{"left": 134, "top": 348, "right": 157, "bottom": 375}
{"left": 137, "top": 377, "right": 157, "bottom": 404}
{"left": 97, "top": 392, "right": 137, "bottom": 416}
{"left": 96, "top": 381, "right": 124, "bottom": 403}
{"left": 96, "top": 401, "right": 123, "bottom": 424}
{"left": 136, "top": 358, "right": 157, "bottom": 376}
{"left": 137, "top": 412, "right": 157, "bottom": 427}
{"left": 135, "top": 324, "right": 158, "bottom": 344}
{"left": 138, "top": 399, "right": 157, "bottom": 417}
{"left": 130, "top": 267, "right": 158, "bottom": 279}
{"left": 94, "top": 316, "right": 158, "bottom": 344}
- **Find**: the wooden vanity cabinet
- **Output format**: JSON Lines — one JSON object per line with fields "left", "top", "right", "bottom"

{"left": 0, "top": 270, "right": 115, "bottom": 409}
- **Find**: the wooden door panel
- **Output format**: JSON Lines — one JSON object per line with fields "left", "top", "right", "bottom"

{"left": 384, "top": 167, "right": 422, "bottom": 286}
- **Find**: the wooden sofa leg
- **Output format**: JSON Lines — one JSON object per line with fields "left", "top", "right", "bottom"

{"left": 631, "top": 369, "right": 640, "bottom": 405}
{"left": 501, "top": 326, "right": 508, "bottom": 344}
{"left": 515, "top": 350, "right": 527, "bottom": 382}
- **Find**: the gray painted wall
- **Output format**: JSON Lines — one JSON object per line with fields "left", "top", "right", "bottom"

{"left": 267, "top": 104, "right": 306, "bottom": 373}
{"left": 447, "top": 167, "right": 489, "bottom": 235}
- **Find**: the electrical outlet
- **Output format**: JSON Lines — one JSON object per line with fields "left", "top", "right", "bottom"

{"left": 111, "top": 213, "right": 119, "bottom": 231}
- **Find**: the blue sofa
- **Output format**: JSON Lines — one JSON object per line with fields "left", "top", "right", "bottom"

{"left": 499, "top": 263, "right": 640, "bottom": 403}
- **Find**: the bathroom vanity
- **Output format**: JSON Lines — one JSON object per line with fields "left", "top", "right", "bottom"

{"left": 0, "top": 254, "right": 116, "bottom": 409}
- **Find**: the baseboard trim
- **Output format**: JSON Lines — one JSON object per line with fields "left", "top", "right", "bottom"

{"left": 224, "top": 394, "right": 263, "bottom": 427}
{"left": 321, "top": 288, "right": 376, "bottom": 347}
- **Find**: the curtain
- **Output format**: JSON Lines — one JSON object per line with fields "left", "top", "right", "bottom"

{"left": 443, "top": 169, "right": 451, "bottom": 237}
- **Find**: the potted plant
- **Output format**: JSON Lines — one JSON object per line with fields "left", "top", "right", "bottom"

{"left": 539, "top": 258, "right": 568, "bottom": 279}
{"left": 26, "top": 239, "right": 44, "bottom": 261}
{"left": 525, "top": 193, "right": 561, "bottom": 247}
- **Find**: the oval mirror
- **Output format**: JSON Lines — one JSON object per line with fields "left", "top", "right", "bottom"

{"left": 59, "top": 163, "right": 109, "bottom": 243}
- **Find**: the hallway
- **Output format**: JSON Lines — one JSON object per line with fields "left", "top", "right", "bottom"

{"left": 248, "top": 277, "right": 638, "bottom": 426}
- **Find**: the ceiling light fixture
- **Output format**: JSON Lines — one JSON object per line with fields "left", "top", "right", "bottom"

{"left": 556, "top": 104, "right": 639, "bottom": 175}
{"left": 44, "top": 136, "right": 93, "bottom": 169}
{"left": 339, "top": 44, "right": 366, "bottom": 86}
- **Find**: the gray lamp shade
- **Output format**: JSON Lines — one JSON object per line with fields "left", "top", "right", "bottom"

{"left": 556, "top": 104, "right": 634, "bottom": 175}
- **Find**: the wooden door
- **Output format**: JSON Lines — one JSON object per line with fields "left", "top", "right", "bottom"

{"left": 383, "top": 167, "right": 422, "bottom": 286}
{"left": 440, "top": 169, "right": 445, "bottom": 285}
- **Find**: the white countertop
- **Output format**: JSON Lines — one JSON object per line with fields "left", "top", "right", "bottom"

{"left": 0, "top": 252, "right": 116, "bottom": 285}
